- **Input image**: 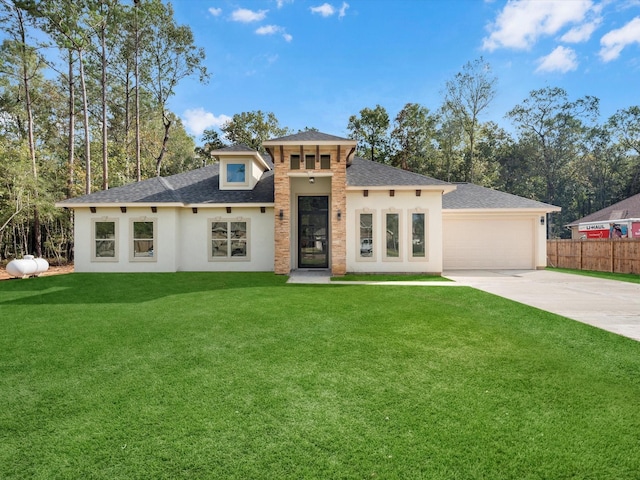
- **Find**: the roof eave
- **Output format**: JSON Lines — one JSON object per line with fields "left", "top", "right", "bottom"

{"left": 346, "top": 185, "right": 456, "bottom": 194}
{"left": 263, "top": 139, "right": 357, "bottom": 147}
{"left": 55, "top": 202, "right": 184, "bottom": 208}
{"left": 566, "top": 217, "right": 640, "bottom": 228}
{"left": 443, "top": 206, "right": 562, "bottom": 214}
{"left": 211, "top": 150, "right": 271, "bottom": 171}
{"left": 187, "top": 202, "right": 275, "bottom": 208}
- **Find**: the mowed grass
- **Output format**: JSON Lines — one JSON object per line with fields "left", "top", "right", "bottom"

{"left": 1, "top": 273, "right": 640, "bottom": 479}
{"left": 549, "top": 267, "right": 640, "bottom": 284}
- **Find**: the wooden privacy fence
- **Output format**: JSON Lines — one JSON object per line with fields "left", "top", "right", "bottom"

{"left": 547, "top": 239, "right": 640, "bottom": 274}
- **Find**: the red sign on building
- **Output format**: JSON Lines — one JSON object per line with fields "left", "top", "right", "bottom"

{"left": 579, "top": 223, "right": 610, "bottom": 239}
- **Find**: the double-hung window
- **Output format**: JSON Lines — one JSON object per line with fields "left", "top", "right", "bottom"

{"left": 92, "top": 219, "right": 118, "bottom": 261}
{"left": 130, "top": 219, "right": 156, "bottom": 261}
{"left": 210, "top": 219, "right": 250, "bottom": 261}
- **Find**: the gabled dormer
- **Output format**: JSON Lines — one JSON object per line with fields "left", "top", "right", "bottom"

{"left": 210, "top": 145, "right": 271, "bottom": 191}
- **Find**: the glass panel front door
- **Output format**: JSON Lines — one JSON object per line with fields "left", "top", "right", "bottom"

{"left": 298, "top": 196, "right": 329, "bottom": 268}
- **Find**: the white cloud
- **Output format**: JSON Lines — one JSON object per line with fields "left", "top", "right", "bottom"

{"left": 561, "top": 18, "right": 601, "bottom": 42}
{"left": 182, "top": 108, "right": 231, "bottom": 137}
{"left": 482, "top": 0, "right": 593, "bottom": 51}
{"left": 255, "top": 25, "right": 293, "bottom": 41}
{"left": 310, "top": 2, "right": 348, "bottom": 18}
{"left": 208, "top": 7, "right": 222, "bottom": 17}
{"left": 339, "top": 2, "right": 349, "bottom": 18}
{"left": 256, "top": 25, "right": 280, "bottom": 35}
{"left": 535, "top": 45, "right": 578, "bottom": 73}
{"left": 311, "top": 3, "right": 335, "bottom": 17}
{"left": 276, "top": 0, "right": 293, "bottom": 7}
{"left": 599, "top": 16, "right": 640, "bottom": 62}
{"left": 231, "top": 8, "right": 268, "bottom": 23}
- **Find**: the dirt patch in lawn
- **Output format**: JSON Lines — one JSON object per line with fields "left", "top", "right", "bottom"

{"left": 0, "top": 263, "right": 74, "bottom": 281}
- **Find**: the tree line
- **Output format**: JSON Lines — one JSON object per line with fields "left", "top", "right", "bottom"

{"left": 206, "top": 60, "right": 640, "bottom": 239}
{"left": 342, "top": 59, "right": 640, "bottom": 238}
{"left": 1, "top": 0, "right": 207, "bottom": 261}
{"left": 1, "top": 0, "right": 639, "bottom": 263}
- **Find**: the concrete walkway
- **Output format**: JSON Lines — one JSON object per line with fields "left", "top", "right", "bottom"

{"left": 286, "top": 270, "right": 457, "bottom": 286}
{"left": 287, "top": 269, "right": 640, "bottom": 342}
{"left": 445, "top": 270, "right": 640, "bottom": 342}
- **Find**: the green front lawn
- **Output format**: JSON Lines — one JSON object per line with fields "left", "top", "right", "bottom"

{"left": 549, "top": 267, "right": 640, "bottom": 284}
{"left": 1, "top": 272, "right": 639, "bottom": 479}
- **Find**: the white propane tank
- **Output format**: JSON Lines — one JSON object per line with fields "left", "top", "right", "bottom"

{"left": 6, "top": 255, "right": 50, "bottom": 278}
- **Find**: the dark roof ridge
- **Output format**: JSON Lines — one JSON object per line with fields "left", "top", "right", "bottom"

{"left": 157, "top": 176, "right": 182, "bottom": 203}
{"left": 265, "top": 131, "right": 355, "bottom": 143}
{"left": 212, "top": 144, "right": 258, "bottom": 153}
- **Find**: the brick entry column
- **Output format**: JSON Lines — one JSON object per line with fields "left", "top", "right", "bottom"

{"left": 266, "top": 134, "right": 355, "bottom": 276}
{"left": 273, "top": 148, "right": 291, "bottom": 275}
{"left": 330, "top": 148, "right": 348, "bottom": 276}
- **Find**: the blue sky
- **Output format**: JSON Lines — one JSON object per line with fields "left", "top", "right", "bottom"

{"left": 169, "top": 0, "right": 640, "bottom": 143}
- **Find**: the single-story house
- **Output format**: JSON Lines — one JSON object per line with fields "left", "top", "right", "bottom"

{"left": 566, "top": 193, "right": 640, "bottom": 239}
{"left": 56, "top": 131, "right": 560, "bottom": 274}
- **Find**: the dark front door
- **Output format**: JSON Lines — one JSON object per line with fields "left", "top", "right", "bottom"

{"left": 298, "top": 196, "right": 329, "bottom": 268}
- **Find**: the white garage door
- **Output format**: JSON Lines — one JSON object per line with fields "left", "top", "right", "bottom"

{"left": 443, "top": 215, "right": 535, "bottom": 270}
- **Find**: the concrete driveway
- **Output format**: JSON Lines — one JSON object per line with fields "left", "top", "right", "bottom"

{"left": 444, "top": 270, "right": 640, "bottom": 342}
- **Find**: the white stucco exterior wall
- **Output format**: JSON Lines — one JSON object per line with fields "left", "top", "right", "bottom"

{"left": 177, "top": 206, "right": 274, "bottom": 272}
{"left": 73, "top": 206, "right": 274, "bottom": 273}
{"left": 346, "top": 189, "right": 444, "bottom": 274}
{"left": 536, "top": 213, "right": 548, "bottom": 268}
{"left": 73, "top": 207, "right": 179, "bottom": 272}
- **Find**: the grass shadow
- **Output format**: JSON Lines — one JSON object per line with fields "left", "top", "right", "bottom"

{"left": 0, "top": 272, "right": 289, "bottom": 305}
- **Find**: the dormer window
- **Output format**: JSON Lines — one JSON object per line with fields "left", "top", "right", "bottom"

{"left": 227, "top": 163, "right": 246, "bottom": 183}
{"left": 220, "top": 159, "right": 251, "bottom": 189}
{"left": 210, "top": 146, "right": 271, "bottom": 191}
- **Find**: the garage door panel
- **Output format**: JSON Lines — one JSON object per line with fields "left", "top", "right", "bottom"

{"left": 444, "top": 216, "right": 535, "bottom": 270}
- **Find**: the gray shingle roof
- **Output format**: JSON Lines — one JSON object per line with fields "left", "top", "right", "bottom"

{"left": 443, "top": 183, "right": 560, "bottom": 210}
{"left": 57, "top": 157, "right": 558, "bottom": 212}
{"left": 57, "top": 164, "right": 274, "bottom": 205}
{"left": 566, "top": 192, "right": 640, "bottom": 226}
{"left": 209, "top": 144, "right": 274, "bottom": 169}
{"left": 212, "top": 144, "right": 257, "bottom": 153}
{"left": 266, "top": 131, "right": 353, "bottom": 143}
{"left": 346, "top": 157, "right": 451, "bottom": 187}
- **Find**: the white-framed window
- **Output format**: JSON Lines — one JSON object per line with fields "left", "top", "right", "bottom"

{"left": 92, "top": 218, "right": 118, "bottom": 262}
{"left": 130, "top": 218, "right": 157, "bottom": 262}
{"left": 409, "top": 209, "right": 428, "bottom": 261}
{"left": 383, "top": 209, "right": 402, "bottom": 261}
{"left": 209, "top": 218, "right": 251, "bottom": 261}
{"left": 222, "top": 160, "right": 250, "bottom": 188}
{"left": 356, "top": 209, "right": 376, "bottom": 261}
{"left": 227, "top": 163, "right": 246, "bottom": 182}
